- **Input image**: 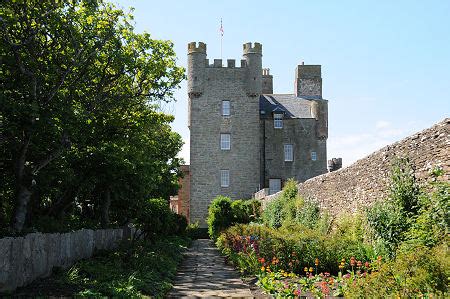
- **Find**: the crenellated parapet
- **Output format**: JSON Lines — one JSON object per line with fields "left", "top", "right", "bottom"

{"left": 243, "top": 42, "right": 262, "bottom": 55}
{"left": 187, "top": 42, "right": 206, "bottom": 54}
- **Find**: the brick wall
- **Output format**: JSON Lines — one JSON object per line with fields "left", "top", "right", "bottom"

{"left": 260, "top": 118, "right": 449, "bottom": 216}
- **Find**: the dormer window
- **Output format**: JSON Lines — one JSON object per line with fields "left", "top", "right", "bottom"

{"left": 274, "top": 113, "right": 283, "bottom": 129}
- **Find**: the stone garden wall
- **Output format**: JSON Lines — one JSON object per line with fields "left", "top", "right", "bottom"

{"left": 0, "top": 226, "right": 137, "bottom": 292}
{"left": 260, "top": 118, "right": 449, "bottom": 216}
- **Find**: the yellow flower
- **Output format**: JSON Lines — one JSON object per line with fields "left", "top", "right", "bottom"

{"left": 309, "top": 267, "right": 313, "bottom": 272}
{"left": 261, "top": 266, "right": 265, "bottom": 272}
{"left": 304, "top": 267, "right": 308, "bottom": 273}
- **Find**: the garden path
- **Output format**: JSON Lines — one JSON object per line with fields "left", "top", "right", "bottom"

{"left": 167, "top": 239, "right": 254, "bottom": 297}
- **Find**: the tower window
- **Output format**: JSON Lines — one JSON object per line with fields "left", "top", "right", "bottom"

{"left": 284, "top": 144, "right": 293, "bottom": 161}
{"left": 311, "top": 151, "right": 317, "bottom": 161}
{"left": 222, "top": 100, "right": 230, "bottom": 116}
{"left": 274, "top": 113, "right": 283, "bottom": 128}
{"left": 220, "top": 133, "right": 231, "bottom": 150}
{"left": 220, "top": 170, "right": 230, "bottom": 187}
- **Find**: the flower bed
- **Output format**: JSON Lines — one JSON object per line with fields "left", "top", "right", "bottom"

{"left": 217, "top": 224, "right": 448, "bottom": 297}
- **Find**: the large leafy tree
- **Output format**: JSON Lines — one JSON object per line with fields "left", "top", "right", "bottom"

{"left": 0, "top": 0, "right": 184, "bottom": 232}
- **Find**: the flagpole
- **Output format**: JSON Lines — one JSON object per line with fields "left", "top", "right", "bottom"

{"left": 220, "top": 18, "right": 223, "bottom": 62}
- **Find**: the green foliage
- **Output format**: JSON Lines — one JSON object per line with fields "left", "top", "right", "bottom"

{"left": 217, "top": 222, "right": 376, "bottom": 276}
{"left": 405, "top": 180, "right": 449, "bottom": 247}
{"left": 366, "top": 201, "right": 409, "bottom": 258}
{"left": 367, "top": 158, "right": 449, "bottom": 258}
{"left": 207, "top": 196, "right": 233, "bottom": 240}
{"left": 186, "top": 221, "right": 202, "bottom": 239}
{"left": 262, "top": 178, "right": 298, "bottom": 228}
{"left": 231, "top": 199, "right": 261, "bottom": 224}
{"left": 262, "top": 178, "right": 321, "bottom": 229}
{"left": 20, "top": 236, "right": 191, "bottom": 297}
{"left": 0, "top": 0, "right": 184, "bottom": 232}
{"left": 217, "top": 160, "right": 449, "bottom": 296}
{"left": 344, "top": 244, "right": 448, "bottom": 297}
{"left": 134, "top": 198, "right": 187, "bottom": 239}
{"left": 207, "top": 196, "right": 261, "bottom": 240}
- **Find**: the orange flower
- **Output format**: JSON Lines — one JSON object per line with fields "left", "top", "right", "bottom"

{"left": 350, "top": 256, "right": 356, "bottom": 267}
{"left": 315, "top": 258, "right": 319, "bottom": 266}
{"left": 309, "top": 267, "right": 313, "bottom": 273}
{"left": 365, "top": 261, "right": 370, "bottom": 268}
{"left": 261, "top": 266, "right": 265, "bottom": 272}
{"left": 357, "top": 260, "right": 362, "bottom": 267}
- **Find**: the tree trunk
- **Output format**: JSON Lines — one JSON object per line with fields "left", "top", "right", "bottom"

{"left": 100, "top": 189, "right": 111, "bottom": 228}
{"left": 11, "top": 137, "right": 31, "bottom": 232}
{"left": 12, "top": 185, "right": 32, "bottom": 232}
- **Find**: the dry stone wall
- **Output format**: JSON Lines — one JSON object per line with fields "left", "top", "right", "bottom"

{"left": 260, "top": 118, "right": 449, "bottom": 216}
{"left": 0, "top": 226, "right": 137, "bottom": 292}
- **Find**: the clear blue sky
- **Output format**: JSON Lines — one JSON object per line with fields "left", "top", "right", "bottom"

{"left": 114, "top": 0, "right": 449, "bottom": 166}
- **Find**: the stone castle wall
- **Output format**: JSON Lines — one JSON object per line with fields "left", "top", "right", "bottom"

{"left": 261, "top": 118, "right": 327, "bottom": 185}
{"left": 189, "top": 46, "right": 261, "bottom": 226}
{"left": 260, "top": 118, "right": 449, "bottom": 215}
{"left": 0, "top": 226, "right": 137, "bottom": 292}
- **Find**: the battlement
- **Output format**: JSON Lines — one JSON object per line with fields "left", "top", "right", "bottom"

{"left": 243, "top": 42, "right": 262, "bottom": 55}
{"left": 205, "top": 59, "right": 247, "bottom": 68}
{"left": 262, "top": 68, "right": 271, "bottom": 76}
{"left": 188, "top": 41, "right": 207, "bottom": 54}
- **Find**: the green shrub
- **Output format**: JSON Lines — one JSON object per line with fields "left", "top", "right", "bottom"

{"left": 344, "top": 244, "right": 448, "bottom": 297}
{"left": 186, "top": 221, "right": 202, "bottom": 239}
{"left": 231, "top": 199, "right": 261, "bottom": 224}
{"left": 134, "top": 198, "right": 185, "bottom": 239}
{"left": 366, "top": 158, "right": 420, "bottom": 258}
{"left": 262, "top": 178, "right": 298, "bottom": 228}
{"left": 207, "top": 196, "right": 233, "bottom": 240}
{"left": 29, "top": 236, "right": 191, "bottom": 297}
{"left": 366, "top": 201, "right": 409, "bottom": 258}
{"left": 405, "top": 180, "right": 449, "bottom": 248}
{"left": 207, "top": 196, "right": 262, "bottom": 240}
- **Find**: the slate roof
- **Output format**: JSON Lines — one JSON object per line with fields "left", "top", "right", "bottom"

{"left": 259, "top": 94, "right": 313, "bottom": 118}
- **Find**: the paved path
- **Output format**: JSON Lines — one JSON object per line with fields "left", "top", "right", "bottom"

{"left": 168, "top": 239, "right": 253, "bottom": 298}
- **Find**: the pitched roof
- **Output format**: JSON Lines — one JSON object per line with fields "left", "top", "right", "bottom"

{"left": 259, "top": 94, "right": 313, "bottom": 118}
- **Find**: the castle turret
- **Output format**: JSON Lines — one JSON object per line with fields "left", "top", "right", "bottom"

{"left": 262, "top": 68, "right": 273, "bottom": 94}
{"left": 311, "top": 99, "right": 328, "bottom": 139}
{"left": 187, "top": 42, "right": 207, "bottom": 97}
{"left": 295, "top": 64, "right": 322, "bottom": 99}
{"left": 243, "top": 42, "right": 262, "bottom": 96}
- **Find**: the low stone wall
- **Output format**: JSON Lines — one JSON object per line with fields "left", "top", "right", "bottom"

{"left": 259, "top": 118, "right": 449, "bottom": 216}
{"left": 0, "top": 226, "right": 137, "bottom": 292}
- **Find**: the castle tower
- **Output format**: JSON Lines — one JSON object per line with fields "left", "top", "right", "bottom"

{"left": 188, "top": 42, "right": 261, "bottom": 226}
{"left": 187, "top": 42, "right": 206, "bottom": 96}
{"left": 243, "top": 42, "right": 262, "bottom": 96}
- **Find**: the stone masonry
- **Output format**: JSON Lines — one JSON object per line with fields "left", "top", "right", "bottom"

{"left": 260, "top": 118, "right": 449, "bottom": 216}
{"left": 188, "top": 42, "right": 329, "bottom": 226}
{"left": 188, "top": 42, "right": 261, "bottom": 226}
{"left": 0, "top": 226, "right": 137, "bottom": 292}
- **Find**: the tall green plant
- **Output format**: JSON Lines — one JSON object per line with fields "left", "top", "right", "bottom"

{"left": 366, "top": 157, "right": 420, "bottom": 258}
{"left": 207, "top": 196, "right": 233, "bottom": 240}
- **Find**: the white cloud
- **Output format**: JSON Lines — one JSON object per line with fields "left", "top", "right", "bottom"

{"left": 328, "top": 120, "right": 425, "bottom": 167}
